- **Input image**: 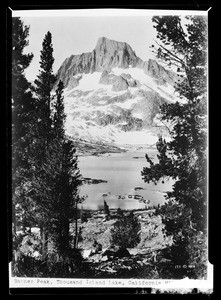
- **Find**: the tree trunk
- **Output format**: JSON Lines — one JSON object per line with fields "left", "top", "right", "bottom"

{"left": 74, "top": 202, "right": 78, "bottom": 249}
{"left": 41, "top": 227, "right": 48, "bottom": 260}
{"left": 12, "top": 202, "right": 17, "bottom": 237}
{"left": 61, "top": 218, "right": 70, "bottom": 255}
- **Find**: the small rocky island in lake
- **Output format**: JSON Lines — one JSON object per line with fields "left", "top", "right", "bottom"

{"left": 134, "top": 187, "right": 144, "bottom": 191}
{"left": 83, "top": 177, "right": 108, "bottom": 185}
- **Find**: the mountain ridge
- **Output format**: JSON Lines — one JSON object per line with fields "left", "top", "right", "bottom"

{"left": 56, "top": 37, "right": 178, "bottom": 90}
{"left": 56, "top": 37, "right": 182, "bottom": 147}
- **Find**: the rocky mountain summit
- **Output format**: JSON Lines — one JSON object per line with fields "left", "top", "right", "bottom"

{"left": 57, "top": 37, "right": 140, "bottom": 88}
{"left": 57, "top": 37, "right": 178, "bottom": 90}
{"left": 55, "top": 37, "right": 183, "bottom": 146}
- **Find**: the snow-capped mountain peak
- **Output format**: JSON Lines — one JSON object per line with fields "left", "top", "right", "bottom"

{"left": 56, "top": 37, "right": 183, "bottom": 148}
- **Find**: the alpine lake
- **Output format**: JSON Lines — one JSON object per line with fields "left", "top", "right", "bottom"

{"left": 78, "top": 145, "right": 174, "bottom": 211}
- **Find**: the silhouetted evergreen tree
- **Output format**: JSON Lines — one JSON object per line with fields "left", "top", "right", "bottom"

{"left": 52, "top": 140, "right": 81, "bottom": 256}
{"left": 12, "top": 17, "right": 36, "bottom": 236}
{"left": 51, "top": 80, "right": 80, "bottom": 253}
{"left": 142, "top": 16, "right": 207, "bottom": 278}
{"left": 11, "top": 22, "right": 85, "bottom": 277}
{"left": 53, "top": 80, "right": 65, "bottom": 140}
{"left": 116, "top": 208, "right": 124, "bottom": 218}
{"left": 32, "top": 31, "right": 58, "bottom": 258}
{"left": 111, "top": 211, "right": 141, "bottom": 249}
{"left": 104, "top": 200, "right": 110, "bottom": 219}
{"left": 34, "top": 31, "right": 56, "bottom": 139}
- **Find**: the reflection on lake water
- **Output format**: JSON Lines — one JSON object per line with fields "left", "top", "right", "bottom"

{"left": 78, "top": 147, "right": 174, "bottom": 210}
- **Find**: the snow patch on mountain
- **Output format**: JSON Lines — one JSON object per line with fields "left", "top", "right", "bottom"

{"left": 114, "top": 130, "right": 160, "bottom": 145}
{"left": 65, "top": 116, "right": 169, "bottom": 146}
{"left": 62, "top": 69, "right": 173, "bottom": 146}
{"left": 72, "top": 72, "right": 109, "bottom": 92}
{"left": 56, "top": 37, "right": 185, "bottom": 148}
{"left": 114, "top": 96, "right": 142, "bottom": 109}
{"left": 112, "top": 67, "right": 177, "bottom": 102}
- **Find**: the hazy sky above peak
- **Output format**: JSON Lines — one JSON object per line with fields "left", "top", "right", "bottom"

{"left": 20, "top": 15, "right": 157, "bottom": 81}
{"left": 14, "top": 9, "right": 207, "bottom": 81}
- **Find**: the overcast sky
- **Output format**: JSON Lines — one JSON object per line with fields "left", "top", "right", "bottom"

{"left": 13, "top": 9, "right": 207, "bottom": 81}
{"left": 20, "top": 16, "right": 156, "bottom": 81}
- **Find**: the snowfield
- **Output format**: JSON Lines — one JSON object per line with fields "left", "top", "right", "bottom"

{"left": 62, "top": 67, "right": 180, "bottom": 146}
{"left": 114, "top": 130, "right": 161, "bottom": 145}
{"left": 112, "top": 67, "right": 177, "bottom": 102}
{"left": 114, "top": 96, "right": 142, "bottom": 109}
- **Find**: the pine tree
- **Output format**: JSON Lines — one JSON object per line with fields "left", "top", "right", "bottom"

{"left": 32, "top": 31, "right": 84, "bottom": 264}
{"left": 52, "top": 140, "right": 82, "bottom": 257}
{"left": 104, "top": 200, "right": 110, "bottom": 219}
{"left": 33, "top": 31, "right": 57, "bottom": 258}
{"left": 142, "top": 16, "right": 207, "bottom": 278}
{"left": 53, "top": 80, "right": 65, "bottom": 141}
{"left": 34, "top": 31, "right": 56, "bottom": 143}
{"left": 111, "top": 211, "right": 141, "bottom": 249}
{"left": 51, "top": 80, "right": 82, "bottom": 257}
{"left": 12, "top": 17, "right": 36, "bottom": 236}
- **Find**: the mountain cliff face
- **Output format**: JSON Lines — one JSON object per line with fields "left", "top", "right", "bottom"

{"left": 56, "top": 37, "right": 182, "bottom": 146}
{"left": 56, "top": 37, "right": 141, "bottom": 88}
{"left": 56, "top": 37, "right": 178, "bottom": 90}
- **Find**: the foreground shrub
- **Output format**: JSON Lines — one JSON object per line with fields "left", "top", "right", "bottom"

{"left": 110, "top": 211, "right": 141, "bottom": 249}
{"left": 11, "top": 231, "right": 89, "bottom": 278}
{"left": 81, "top": 210, "right": 92, "bottom": 223}
{"left": 11, "top": 247, "right": 91, "bottom": 278}
{"left": 187, "top": 231, "right": 208, "bottom": 279}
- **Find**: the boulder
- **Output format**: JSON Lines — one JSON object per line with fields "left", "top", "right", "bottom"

{"left": 88, "top": 253, "right": 102, "bottom": 263}
{"left": 102, "top": 245, "right": 130, "bottom": 259}
{"left": 115, "top": 247, "right": 131, "bottom": 258}
{"left": 101, "top": 255, "right": 108, "bottom": 262}
{"left": 89, "top": 240, "right": 103, "bottom": 257}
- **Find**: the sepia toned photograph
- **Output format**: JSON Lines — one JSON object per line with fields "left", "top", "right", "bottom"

{"left": 9, "top": 8, "right": 212, "bottom": 293}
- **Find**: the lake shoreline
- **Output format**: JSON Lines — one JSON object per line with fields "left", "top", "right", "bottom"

{"left": 78, "top": 146, "right": 173, "bottom": 211}
{"left": 72, "top": 136, "right": 157, "bottom": 157}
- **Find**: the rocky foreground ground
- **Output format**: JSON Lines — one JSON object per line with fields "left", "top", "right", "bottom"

{"left": 16, "top": 208, "right": 174, "bottom": 278}
{"left": 70, "top": 209, "right": 173, "bottom": 278}
{"left": 77, "top": 209, "right": 172, "bottom": 253}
